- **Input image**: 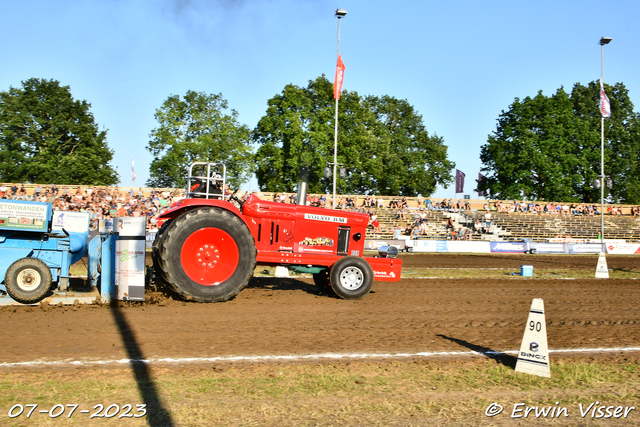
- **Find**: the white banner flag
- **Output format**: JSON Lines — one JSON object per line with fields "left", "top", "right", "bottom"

{"left": 131, "top": 156, "right": 136, "bottom": 182}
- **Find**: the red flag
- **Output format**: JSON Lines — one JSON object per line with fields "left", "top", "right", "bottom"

{"left": 455, "top": 169, "right": 465, "bottom": 193}
{"left": 478, "top": 173, "right": 486, "bottom": 197}
{"left": 334, "top": 54, "right": 345, "bottom": 100}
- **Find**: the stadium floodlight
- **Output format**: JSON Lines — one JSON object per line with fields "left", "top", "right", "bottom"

{"left": 599, "top": 37, "right": 612, "bottom": 46}
{"left": 335, "top": 9, "right": 347, "bottom": 17}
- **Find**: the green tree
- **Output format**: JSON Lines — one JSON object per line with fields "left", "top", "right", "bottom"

{"left": 479, "top": 81, "right": 640, "bottom": 203}
{"left": 0, "top": 78, "right": 119, "bottom": 185}
{"left": 253, "top": 75, "right": 454, "bottom": 196}
{"left": 146, "top": 91, "right": 253, "bottom": 189}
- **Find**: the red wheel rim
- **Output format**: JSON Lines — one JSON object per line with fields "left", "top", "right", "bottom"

{"left": 180, "top": 228, "right": 240, "bottom": 285}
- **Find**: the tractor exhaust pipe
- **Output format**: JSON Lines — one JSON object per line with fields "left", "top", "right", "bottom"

{"left": 297, "top": 167, "right": 309, "bottom": 206}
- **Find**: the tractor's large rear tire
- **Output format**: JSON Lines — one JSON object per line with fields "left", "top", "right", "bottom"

{"left": 157, "top": 207, "right": 256, "bottom": 302}
{"left": 5, "top": 257, "right": 53, "bottom": 304}
{"left": 150, "top": 220, "right": 171, "bottom": 287}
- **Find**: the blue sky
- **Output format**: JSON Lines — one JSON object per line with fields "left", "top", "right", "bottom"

{"left": 1, "top": 0, "right": 638, "bottom": 198}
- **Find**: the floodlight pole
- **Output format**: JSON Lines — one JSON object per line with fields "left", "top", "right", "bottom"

{"left": 599, "top": 37, "right": 611, "bottom": 253}
{"left": 332, "top": 9, "right": 346, "bottom": 210}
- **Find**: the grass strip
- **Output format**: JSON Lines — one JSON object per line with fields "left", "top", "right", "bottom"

{"left": 1, "top": 358, "right": 638, "bottom": 426}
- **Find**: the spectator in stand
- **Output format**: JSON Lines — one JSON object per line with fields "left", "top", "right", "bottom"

{"left": 0, "top": 183, "right": 6, "bottom": 198}
{"left": 450, "top": 227, "right": 459, "bottom": 240}
{"left": 474, "top": 218, "right": 483, "bottom": 235}
{"left": 484, "top": 211, "right": 492, "bottom": 231}
{"left": 513, "top": 201, "right": 522, "bottom": 213}
{"left": 418, "top": 220, "right": 429, "bottom": 235}
{"left": 346, "top": 196, "right": 353, "bottom": 208}
{"left": 369, "top": 212, "right": 380, "bottom": 233}
{"left": 397, "top": 206, "right": 406, "bottom": 220}
{"left": 10, "top": 184, "right": 18, "bottom": 197}
{"left": 462, "top": 227, "right": 471, "bottom": 241}
{"left": 418, "top": 208, "right": 427, "bottom": 224}
{"left": 632, "top": 206, "right": 639, "bottom": 218}
{"left": 445, "top": 217, "right": 454, "bottom": 231}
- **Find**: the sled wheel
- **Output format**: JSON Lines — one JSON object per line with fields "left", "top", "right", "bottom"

{"left": 329, "top": 256, "right": 374, "bottom": 300}
{"left": 312, "top": 269, "right": 334, "bottom": 294}
{"left": 159, "top": 207, "right": 256, "bottom": 302}
{"left": 5, "top": 258, "right": 52, "bottom": 304}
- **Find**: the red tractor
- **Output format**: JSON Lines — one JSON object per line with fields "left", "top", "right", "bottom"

{"left": 152, "top": 163, "right": 402, "bottom": 302}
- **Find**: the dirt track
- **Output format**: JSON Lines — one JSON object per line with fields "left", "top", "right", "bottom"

{"left": 0, "top": 254, "right": 639, "bottom": 366}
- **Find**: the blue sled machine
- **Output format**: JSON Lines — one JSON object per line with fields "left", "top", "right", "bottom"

{"left": 0, "top": 199, "right": 90, "bottom": 304}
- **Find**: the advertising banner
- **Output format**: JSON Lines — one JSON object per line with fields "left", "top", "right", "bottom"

{"left": 605, "top": 242, "right": 640, "bottom": 255}
{"left": 569, "top": 244, "right": 606, "bottom": 254}
{"left": 490, "top": 242, "right": 528, "bottom": 253}
{"left": 115, "top": 217, "right": 146, "bottom": 301}
{"left": 0, "top": 200, "right": 49, "bottom": 232}
{"left": 446, "top": 241, "right": 492, "bottom": 253}
{"left": 52, "top": 211, "right": 90, "bottom": 234}
{"left": 99, "top": 218, "right": 114, "bottom": 233}
{"left": 530, "top": 243, "right": 568, "bottom": 254}
{"left": 407, "top": 240, "right": 438, "bottom": 253}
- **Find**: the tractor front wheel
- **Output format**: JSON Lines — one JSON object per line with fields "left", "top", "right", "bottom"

{"left": 329, "top": 256, "right": 374, "bottom": 300}
{"left": 5, "top": 258, "right": 53, "bottom": 304}
{"left": 157, "top": 207, "right": 256, "bottom": 302}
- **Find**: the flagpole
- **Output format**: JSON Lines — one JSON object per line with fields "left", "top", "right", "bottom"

{"left": 599, "top": 37, "right": 611, "bottom": 254}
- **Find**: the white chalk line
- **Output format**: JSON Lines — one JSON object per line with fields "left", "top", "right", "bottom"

{"left": 2, "top": 347, "right": 640, "bottom": 369}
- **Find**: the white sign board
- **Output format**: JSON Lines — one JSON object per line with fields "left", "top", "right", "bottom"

{"left": 114, "top": 217, "right": 146, "bottom": 301}
{"left": 52, "top": 211, "right": 90, "bottom": 234}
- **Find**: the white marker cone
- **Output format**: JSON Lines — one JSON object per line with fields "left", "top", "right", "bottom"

{"left": 595, "top": 252, "right": 609, "bottom": 278}
{"left": 515, "top": 298, "right": 550, "bottom": 378}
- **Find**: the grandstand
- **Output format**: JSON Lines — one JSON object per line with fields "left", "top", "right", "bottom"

{"left": 2, "top": 183, "right": 639, "bottom": 242}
